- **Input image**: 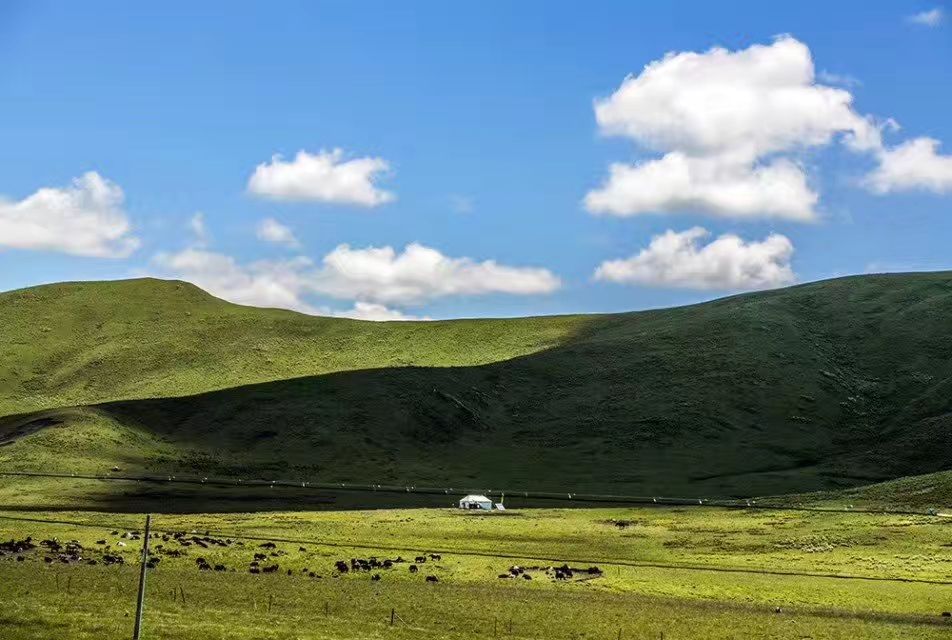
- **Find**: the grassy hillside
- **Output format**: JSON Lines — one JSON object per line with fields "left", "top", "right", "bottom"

{"left": 771, "top": 470, "right": 952, "bottom": 511}
{"left": 1, "top": 273, "right": 952, "bottom": 504}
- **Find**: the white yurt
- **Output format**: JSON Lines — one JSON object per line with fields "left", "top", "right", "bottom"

{"left": 458, "top": 494, "right": 494, "bottom": 510}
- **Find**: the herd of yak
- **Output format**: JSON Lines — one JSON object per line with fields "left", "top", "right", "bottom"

{"left": 2, "top": 532, "right": 602, "bottom": 585}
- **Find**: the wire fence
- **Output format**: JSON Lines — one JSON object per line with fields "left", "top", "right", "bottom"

{"left": 0, "top": 469, "right": 944, "bottom": 517}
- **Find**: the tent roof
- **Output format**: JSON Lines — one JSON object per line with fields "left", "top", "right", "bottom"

{"left": 459, "top": 494, "right": 492, "bottom": 502}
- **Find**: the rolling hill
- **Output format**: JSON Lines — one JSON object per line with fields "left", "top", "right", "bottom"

{"left": 1, "top": 273, "right": 951, "bottom": 506}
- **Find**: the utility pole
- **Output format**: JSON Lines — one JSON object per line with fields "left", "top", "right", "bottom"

{"left": 133, "top": 514, "right": 152, "bottom": 640}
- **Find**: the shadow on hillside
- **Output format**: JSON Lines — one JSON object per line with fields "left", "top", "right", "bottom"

{"left": 5, "top": 275, "right": 952, "bottom": 513}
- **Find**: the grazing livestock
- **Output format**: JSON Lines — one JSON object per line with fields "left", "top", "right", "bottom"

{"left": 254, "top": 553, "right": 267, "bottom": 561}
{"left": 249, "top": 567, "right": 260, "bottom": 574}
{"left": 497, "top": 573, "right": 511, "bottom": 579}
{"left": 523, "top": 574, "right": 532, "bottom": 580}
{"left": 259, "top": 542, "right": 277, "bottom": 550}
{"left": 371, "top": 573, "right": 381, "bottom": 581}
{"left": 553, "top": 567, "right": 572, "bottom": 580}
{"left": 414, "top": 556, "right": 427, "bottom": 563}
{"left": 429, "top": 553, "right": 441, "bottom": 561}
{"left": 262, "top": 564, "right": 279, "bottom": 573}
{"left": 1, "top": 538, "right": 36, "bottom": 555}
{"left": 40, "top": 539, "right": 62, "bottom": 552}
{"left": 425, "top": 575, "right": 439, "bottom": 583}
{"left": 335, "top": 560, "right": 349, "bottom": 573}
{"left": 409, "top": 565, "right": 418, "bottom": 574}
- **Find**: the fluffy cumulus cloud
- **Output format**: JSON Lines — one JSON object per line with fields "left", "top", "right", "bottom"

{"left": 314, "top": 243, "right": 561, "bottom": 304}
{"left": 334, "top": 301, "right": 426, "bottom": 321}
{"left": 310, "top": 243, "right": 561, "bottom": 305}
{"left": 256, "top": 217, "right": 300, "bottom": 248}
{"left": 595, "top": 227, "right": 795, "bottom": 291}
{"left": 247, "top": 149, "right": 394, "bottom": 207}
{"left": 152, "top": 242, "right": 558, "bottom": 320}
{"left": 152, "top": 248, "right": 318, "bottom": 314}
{"left": 586, "top": 36, "right": 885, "bottom": 220}
{"left": 0, "top": 172, "right": 139, "bottom": 258}
{"left": 585, "top": 154, "right": 817, "bottom": 221}
{"left": 865, "top": 137, "right": 952, "bottom": 194}
{"left": 907, "top": 8, "right": 945, "bottom": 27}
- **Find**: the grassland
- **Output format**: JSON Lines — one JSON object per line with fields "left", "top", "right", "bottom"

{"left": 1, "top": 505, "right": 950, "bottom": 639}
{"left": 2, "top": 273, "right": 952, "bottom": 503}
{"left": 2, "top": 274, "right": 951, "bottom": 638}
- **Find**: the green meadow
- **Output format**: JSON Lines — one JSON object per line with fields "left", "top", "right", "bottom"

{"left": 2, "top": 275, "right": 952, "bottom": 638}
{"left": 1, "top": 505, "right": 950, "bottom": 639}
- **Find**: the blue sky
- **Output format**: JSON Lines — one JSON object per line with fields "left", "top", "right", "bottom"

{"left": 0, "top": 1, "right": 950, "bottom": 319}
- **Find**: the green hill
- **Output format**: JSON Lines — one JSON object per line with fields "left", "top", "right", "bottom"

{"left": 1, "top": 273, "right": 951, "bottom": 505}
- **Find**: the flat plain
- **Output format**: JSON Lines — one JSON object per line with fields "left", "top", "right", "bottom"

{"left": 1, "top": 504, "right": 950, "bottom": 639}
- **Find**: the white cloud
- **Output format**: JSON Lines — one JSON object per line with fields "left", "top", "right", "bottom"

{"left": 188, "top": 212, "right": 209, "bottom": 247}
{"left": 585, "top": 153, "right": 817, "bottom": 221}
{"left": 310, "top": 243, "right": 561, "bottom": 305}
{"left": 907, "top": 8, "right": 944, "bottom": 26}
{"left": 593, "top": 36, "right": 878, "bottom": 159}
{"left": 586, "top": 36, "right": 885, "bottom": 220}
{"left": 595, "top": 227, "right": 795, "bottom": 291}
{"left": 256, "top": 217, "right": 300, "bottom": 248}
{"left": 865, "top": 137, "right": 952, "bottom": 194}
{"left": 152, "top": 248, "right": 318, "bottom": 314}
{"left": 152, "top": 242, "right": 557, "bottom": 319}
{"left": 332, "top": 302, "right": 426, "bottom": 321}
{"left": 0, "top": 172, "right": 139, "bottom": 258}
{"left": 817, "top": 70, "right": 861, "bottom": 88}
{"left": 247, "top": 149, "right": 394, "bottom": 207}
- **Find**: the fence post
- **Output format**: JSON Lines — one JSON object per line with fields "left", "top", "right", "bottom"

{"left": 132, "top": 513, "right": 152, "bottom": 640}
{"left": 390, "top": 608, "right": 395, "bottom": 626}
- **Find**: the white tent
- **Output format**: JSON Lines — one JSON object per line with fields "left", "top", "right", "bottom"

{"left": 458, "top": 494, "right": 494, "bottom": 510}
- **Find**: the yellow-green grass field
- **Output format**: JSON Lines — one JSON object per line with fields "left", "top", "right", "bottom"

{"left": 1, "top": 505, "right": 950, "bottom": 639}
